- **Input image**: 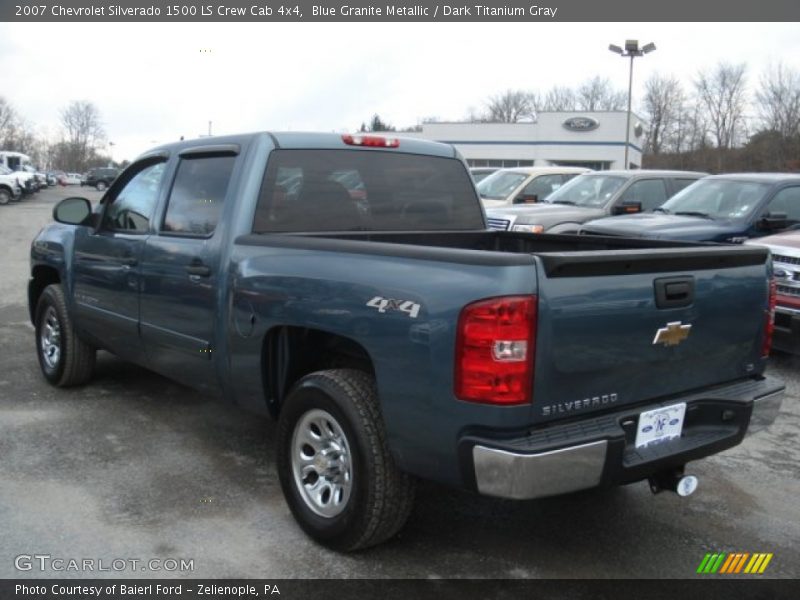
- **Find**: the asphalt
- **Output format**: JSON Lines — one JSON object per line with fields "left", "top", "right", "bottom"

{"left": 0, "top": 187, "right": 798, "bottom": 579}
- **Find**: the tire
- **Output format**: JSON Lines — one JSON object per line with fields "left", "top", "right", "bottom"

{"left": 34, "top": 284, "right": 96, "bottom": 387}
{"left": 95, "top": 181, "right": 107, "bottom": 192}
{"left": 276, "top": 369, "right": 415, "bottom": 551}
{"left": 0, "top": 188, "right": 11, "bottom": 205}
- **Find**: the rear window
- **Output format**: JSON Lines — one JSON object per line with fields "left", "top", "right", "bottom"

{"left": 252, "top": 149, "right": 483, "bottom": 233}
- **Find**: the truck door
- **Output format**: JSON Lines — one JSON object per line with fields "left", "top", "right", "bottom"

{"left": 71, "top": 159, "right": 167, "bottom": 360}
{"left": 139, "top": 149, "right": 238, "bottom": 392}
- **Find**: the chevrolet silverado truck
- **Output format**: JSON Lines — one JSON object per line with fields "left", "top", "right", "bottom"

{"left": 29, "top": 132, "right": 784, "bottom": 551}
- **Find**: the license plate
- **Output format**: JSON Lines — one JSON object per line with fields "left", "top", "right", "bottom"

{"left": 635, "top": 402, "right": 687, "bottom": 449}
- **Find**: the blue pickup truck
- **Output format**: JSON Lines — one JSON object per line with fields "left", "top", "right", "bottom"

{"left": 29, "top": 132, "right": 784, "bottom": 550}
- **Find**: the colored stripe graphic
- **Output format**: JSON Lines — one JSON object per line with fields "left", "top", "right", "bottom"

{"left": 698, "top": 552, "right": 772, "bottom": 574}
{"left": 710, "top": 553, "right": 726, "bottom": 573}
{"left": 720, "top": 553, "right": 736, "bottom": 573}
{"left": 734, "top": 553, "right": 750, "bottom": 573}
{"left": 697, "top": 554, "right": 712, "bottom": 574}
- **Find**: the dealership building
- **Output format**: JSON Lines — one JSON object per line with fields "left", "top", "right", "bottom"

{"left": 406, "top": 111, "right": 645, "bottom": 171}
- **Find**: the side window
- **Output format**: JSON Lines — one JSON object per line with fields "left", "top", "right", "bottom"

{"left": 620, "top": 179, "right": 668, "bottom": 211}
{"left": 102, "top": 161, "right": 166, "bottom": 233}
{"left": 671, "top": 178, "right": 698, "bottom": 195}
{"left": 763, "top": 187, "right": 800, "bottom": 224}
{"left": 517, "top": 174, "right": 564, "bottom": 202}
{"left": 162, "top": 155, "right": 236, "bottom": 236}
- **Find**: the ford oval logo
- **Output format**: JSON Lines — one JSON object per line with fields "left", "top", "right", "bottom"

{"left": 563, "top": 116, "right": 599, "bottom": 132}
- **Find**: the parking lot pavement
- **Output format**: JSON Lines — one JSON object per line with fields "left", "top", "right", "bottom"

{"left": 1, "top": 187, "right": 799, "bottom": 579}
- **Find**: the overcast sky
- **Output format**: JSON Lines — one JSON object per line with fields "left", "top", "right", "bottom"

{"left": 1, "top": 21, "right": 799, "bottom": 162}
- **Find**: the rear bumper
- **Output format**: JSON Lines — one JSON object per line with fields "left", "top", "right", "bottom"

{"left": 466, "top": 376, "right": 784, "bottom": 500}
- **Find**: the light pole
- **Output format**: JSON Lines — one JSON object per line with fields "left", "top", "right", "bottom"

{"left": 609, "top": 40, "right": 656, "bottom": 169}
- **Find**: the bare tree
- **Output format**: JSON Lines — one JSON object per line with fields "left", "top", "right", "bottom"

{"left": 0, "top": 96, "right": 18, "bottom": 146}
{"left": 576, "top": 76, "right": 627, "bottom": 111}
{"left": 642, "top": 74, "right": 685, "bottom": 154}
{"left": 541, "top": 86, "right": 577, "bottom": 111}
{"left": 756, "top": 62, "right": 800, "bottom": 139}
{"left": 60, "top": 100, "right": 106, "bottom": 171}
{"left": 694, "top": 62, "right": 748, "bottom": 150}
{"left": 484, "top": 89, "right": 537, "bottom": 123}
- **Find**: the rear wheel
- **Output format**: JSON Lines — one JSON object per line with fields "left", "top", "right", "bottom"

{"left": 276, "top": 369, "right": 415, "bottom": 551}
{"left": 0, "top": 188, "right": 11, "bottom": 205}
{"left": 35, "top": 284, "right": 96, "bottom": 386}
{"left": 95, "top": 181, "right": 107, "bottom": 192}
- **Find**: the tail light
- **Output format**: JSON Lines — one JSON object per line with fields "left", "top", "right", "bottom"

{"left": 455, "top": 296, "right": 536, "bottom": 405}
{"left": 342, "top": 134, "right": 400, "bottom": 148}
{"left": 762, "top": 278, "right": 777, "bottom": 358}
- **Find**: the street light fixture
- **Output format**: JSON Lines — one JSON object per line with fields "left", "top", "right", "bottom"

{"left": 609, "top": 39, "right": 656, "bottom": 169}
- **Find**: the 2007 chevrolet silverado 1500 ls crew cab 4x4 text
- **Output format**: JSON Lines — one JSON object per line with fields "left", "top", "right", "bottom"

{"left": 29, "top": 132, "right": 784, "bottom": 551}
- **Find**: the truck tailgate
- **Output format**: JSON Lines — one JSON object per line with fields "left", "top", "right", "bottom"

{"left": 531, "top": 246, "right": 770, "bottom": 423}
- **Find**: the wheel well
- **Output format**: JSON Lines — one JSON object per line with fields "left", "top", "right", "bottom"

{"left": 262, "top": 326, "right": 375, "bottom": 418}
{"left": 29, "top": 266, "right": 60, "bottom": 324}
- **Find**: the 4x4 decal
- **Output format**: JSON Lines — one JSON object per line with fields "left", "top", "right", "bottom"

{"left": 366, "top": 296, "right": 421, "bottom": 319}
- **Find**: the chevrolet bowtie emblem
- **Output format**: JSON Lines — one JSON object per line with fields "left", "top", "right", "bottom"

{"left": 653, "top": 321, "right": 692, "bottom": 347}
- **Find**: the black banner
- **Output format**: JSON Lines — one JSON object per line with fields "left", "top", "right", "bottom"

{"left": 2, "top": 0, "right": 800, "bottom": 22}
{"left": 2, "top": 580, "right": 800, "bottom": 600}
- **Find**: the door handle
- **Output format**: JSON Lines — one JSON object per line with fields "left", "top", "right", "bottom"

{"left": 121, "top": 256, "right": 138, "bottom": 267}
{"left": 186, "top": 262, "right": 211, "bottom": 277}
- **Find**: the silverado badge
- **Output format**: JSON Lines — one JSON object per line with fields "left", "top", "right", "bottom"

{"left": 653, "top": 321, "right": 692, "bottom": 347}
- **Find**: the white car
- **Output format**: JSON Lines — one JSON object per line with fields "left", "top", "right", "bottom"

{"left": 63, "top": 173, "right": 82, "bottom": 185}
{"left": 477, "top": 166, "right": 592, "bottom": 208}
{"left": 0, "top": 167, "right": 23, "bottom": 204}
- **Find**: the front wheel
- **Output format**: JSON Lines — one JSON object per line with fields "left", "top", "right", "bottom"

{"left": 35, "top": 284, "right": 96, "bottom": 386}
{"left": 0, "top": 188, "right": 11, "bottom": 205}
{"left": 276, "top": 369, "right": 415, "bottom": 551}
{"left": 95, "top": 181, "right": 107, "bottom": 192}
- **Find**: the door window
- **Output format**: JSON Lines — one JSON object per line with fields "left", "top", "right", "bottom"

{"left": 763, "top": 187, "right": 800, "bottom": 224}
{"left": 102, "top": 162, "right": 166, "bottom": 233}
{"left": 517, "top": 174, "right": 565, "bottom": 202}
{"left": 162, "top": 155, "right": 236, "bottom": 236}
{"left": 619, "top": 179, "right": 668, "bottom": 211}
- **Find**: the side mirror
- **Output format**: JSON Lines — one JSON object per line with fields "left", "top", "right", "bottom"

{"left": 514, "top": 193, "right": 539, "bottom": 204}
{"left": 759, "top": 212, "right": 788, "bottom": 231}
{"left": 53, "top": 197, "right": 93, "bottom": 225}
{"left": 612, "top": 201, "right": 643, "bottom": 215}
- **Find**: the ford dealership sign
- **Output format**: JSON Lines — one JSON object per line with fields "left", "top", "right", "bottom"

{"left": 563, "top": 116, "right": 600, "bottom": 132}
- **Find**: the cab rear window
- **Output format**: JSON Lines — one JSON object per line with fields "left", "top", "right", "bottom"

{"left": 253, "top": 149, "right": 484, "bottom": 233}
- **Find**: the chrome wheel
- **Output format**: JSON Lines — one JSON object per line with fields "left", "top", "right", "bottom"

{"left": 291, "top": 408, "right": 352, "bottom": 518}
{"left": 40, "top": 306, "right": 61, "bottom": 369}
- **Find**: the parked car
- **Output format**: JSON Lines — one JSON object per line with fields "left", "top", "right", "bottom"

{"left": 0, "top": 167, "right": 23, "bottom": 205}
{"left": 486, "top": 170, "right": 706, "bottom": 234}
{"left": 81, "top": 167, "right": 119, "bottom": 191}
{"left": 469, "top": 167, "right": 500, "bottom": 183}
{"left": 477, "top": 166, "right": 591, "bottom": 208}
{"left": 62, "top": 172, "right": 82, "bottom": 185}
{"left": 747, "top": 231, "right": 800, "bottom": 354}
{"left": 30, "top": 132, "right": 783, "bottom": 551}
{"left": 580, "top": 173, "right": 800, "bottom": 242}
{"left": 0, "top": 152, "right": 37, "bottom": 195}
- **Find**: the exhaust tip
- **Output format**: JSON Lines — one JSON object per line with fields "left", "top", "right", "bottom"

{"left": 648, "top": 469, "right": 698, "bottom": 496}
{"left": 676, "top": 474, "right": 698, "bottom": 497}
